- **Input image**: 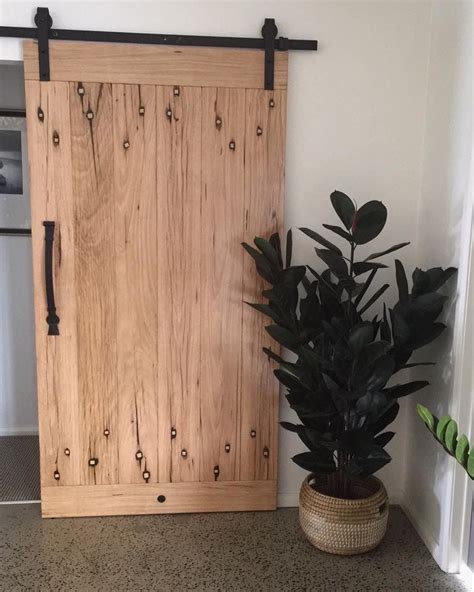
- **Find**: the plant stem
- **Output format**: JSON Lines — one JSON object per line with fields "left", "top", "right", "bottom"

{"left": 348, "top": 242, "right": 356, "bottom": 326}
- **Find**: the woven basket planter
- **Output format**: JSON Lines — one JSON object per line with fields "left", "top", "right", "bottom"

{"left": 299, "top": 474, "right": 389, "bottom": 555}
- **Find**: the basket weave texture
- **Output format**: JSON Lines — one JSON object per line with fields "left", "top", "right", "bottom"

{"left": 299, "top": 474, "right": 389, "bottom": 555}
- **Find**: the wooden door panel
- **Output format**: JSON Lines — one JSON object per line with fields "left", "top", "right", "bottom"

{"left": 70, "top": 82, "right": 119, "bottom": 485}
{"left": 25, "top": 41, "right": 287, "bottom": 517}
{"left": 200, "top": 88, "right": 246, "bottom": 483}
{"left": 240, "top": 90, "right": 287, "bottom": 481}
{"left": 113, "top": 84, "right": 159, "bottom": 485}
{"left": 156, "top": 86, "right": 202, "bottom": 483}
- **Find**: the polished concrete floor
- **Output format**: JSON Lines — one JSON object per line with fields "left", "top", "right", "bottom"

{"left": 0, "top": 504, "right": 466, "bottom": 591}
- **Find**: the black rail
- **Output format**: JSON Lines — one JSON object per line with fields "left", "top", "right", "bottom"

{"left": 0, "top": 24, "right": 317, "bottom": 51}
{"left": 0, "top": 228, "right": 31, "bottom": 236}
{"left": 0, "top": 8, "right": 317, "bottom": 88}
{"left": 0, "top": 109, "right": 26, "bottom": 118}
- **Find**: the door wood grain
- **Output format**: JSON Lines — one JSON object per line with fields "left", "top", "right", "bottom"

{"left": 25, "top": 41, "right": 287, "bottom": 517}
{"left": 26, "top": 81, "right": 81, "bottom": 487}
{"left": 240, "top": 90, "right": 287, "bottom": 481}
{"left": 200, "top": 88, "right": 246, "bottom": 483}
{"left": 156, "top": 86, "right": 202, "bottom": 484}
{"left": 69, "top": 82, "right": 119, "bottom": 486}
{"left": 23, "top": 40, "right": 288, "bottom": 90}
{"left": 113, "top": 84, "right": 159, "bottom": 485}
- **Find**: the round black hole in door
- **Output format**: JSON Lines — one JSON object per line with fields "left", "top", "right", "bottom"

{"left": 157, "top": 495, "right": 166, "bottom": 503}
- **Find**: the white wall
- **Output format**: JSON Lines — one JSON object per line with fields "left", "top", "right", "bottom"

{"left": 0, "top": 2, "right": 434, "bottom": 503}
{"left": 402, "top": 0, "right": 473, "bottom": 573}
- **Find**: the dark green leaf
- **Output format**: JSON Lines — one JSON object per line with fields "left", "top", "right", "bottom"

{"left": 365, "top": 242, "right": 410, "bottom": 262}
{"left": 330, "top": 190, "right": 356, "bottom": 230}
{"left": 287, "top": 267, "right": 309, "bottom": 287}
{"left": 366, "top": 355, "right": 395, "bottom": 391}
{"left": 384, "top": 380, "right": 429, "bottom": 399}
{"left": 348, "top": 322, "right": 374, "bottom": 354}
{"left": 410, "top": 323, "right": 446, "bottom": 350}
{"left": 369, "top": 402, "right": 400, "bottom": 435}
{"left": 245, "top": 302, "right": 283, "bottom": 324}
{"left": 315, "top": 249, "right": 348, "bottom": 278}
{"left": 339, "top": 429, "right": 374, "bottom": 455}
{"left": 356, "top": 391, "right": 387, "bottom": 415}
{"left": 395, "top": 259, "right": 409, "bottom": 303}
{"left": 347, "top": 454, "right": 391, "bottom": 477}
{"left": 412, "top": 267, "right": 457, "bottom": 296}
{"left": 278, "top": 266, "right": 307, "bottom": 286}
{"left": 307, "top": 266, "right": 341, "bottom": 300}
{"left": 364, "top": 341, "right": 392, "bottom": 364}
{"left": 322, "top": 223, "right": 353, "bottom": 242}
{"left": 352, "top": 201, "right": 387, "bottom": 245}
{"left": 352, "top": 341, "right": 392, "bottom": 382}
{"left": 411, "top": 292, "right": 447, "bottom": 320}
{"left": 254, "top": 236, "right": 281, "bottom": 267}
{"left": 285, "top": 229, "right": 293, "bottom": 268}
{"left": 399, "top": 362, "right": 435, "bottom": 369}
{"left": 262, "top": 347, "right": 284, "bottom": 365}
{"left": 242, "top": 242, "right": 275, "bottom": 283}
{"left": 380, "top": 304, "right": 391, "bottom": 342}
{"left": 373, "top": 431, "right": 395, "bottom": 447}
{"left": 299, "top": 227, "right": 342, "bottom": 255}
{"left": 292, "top": 451, "right": 336, "bottom": 474}
{"left": 269, "top": 233, "right": 283, "bottom": 267}
{"left": 353, "top": 261, "right": 388, "bottom": 276}
{"left": 354, "top": 269, "right": 378, "bottom": 307}
{"left": 390, "top": 306, "right": 411, "bottom": 346}
{"left": 281, "top": 423, "right": 335, "bottom": 452}
{"left": 358, "top": 284, "right": 390, "bottom": 315}
{"left": 274, "top": 369, "right": 302, "bottom": 390}
{"left": 265, "top": 325, "right": 300, "bottom": 350}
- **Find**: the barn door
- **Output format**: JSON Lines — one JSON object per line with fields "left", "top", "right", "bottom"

{"left": 24, "top": 40, "right": 287, "bottom": 518}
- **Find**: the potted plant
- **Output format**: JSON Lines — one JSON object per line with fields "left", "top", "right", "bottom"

{"left": 243, "top": 191, "right": 457, "bottom": 555}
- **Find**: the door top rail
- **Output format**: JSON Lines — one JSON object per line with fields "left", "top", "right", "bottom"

{"left": 0, "top": 7, "right": 318, "bottom": 89}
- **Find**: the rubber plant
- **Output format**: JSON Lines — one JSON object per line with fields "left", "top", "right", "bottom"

{"left": 417, "top": 405, "right": 474, "bottom": 479}
{"left": 243, "top": 191, "right": 457, "bottom": 499}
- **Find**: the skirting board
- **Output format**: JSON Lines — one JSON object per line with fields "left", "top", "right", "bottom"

{"left": 0, "top": 426, "right": 39, "bottom": 436}
{"left": 41, "top": 480, "right": 277, "bottom": 518}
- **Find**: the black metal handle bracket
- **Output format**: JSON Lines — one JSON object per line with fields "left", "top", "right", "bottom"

{"left": 34, "top": 7, "right": 52, "bottom": 81}
{"left": 43, "top": 221, "right": 60, "bottom": 335}
{"left": 262, "top": 18, "right": 278, "bottom": 91}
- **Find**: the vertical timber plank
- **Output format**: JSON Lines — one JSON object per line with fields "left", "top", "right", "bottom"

{"left": 156, "top": 86, "right": 202, "bottom": 483}
{"left": 200, "top": 88, "right": 245, "bottom": 482}
{"left": 113, "top": 85, "right": 158, "bottom": 484}
{"left": 25, "top": 81, "right": 81, "bottom": 488}
{"left": 240, "top": 90, "right": 287, "bottom": 481}
{"left": 70, "top": 82, "right": 118, "bottom": 485}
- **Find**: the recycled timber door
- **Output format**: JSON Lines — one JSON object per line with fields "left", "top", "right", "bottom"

{"left": 24, "top": 40, "right": 287, "bottom": 518}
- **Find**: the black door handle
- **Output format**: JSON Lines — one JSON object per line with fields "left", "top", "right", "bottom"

{"left": 43, "top": 221, "right": 60, "bottom": 336}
